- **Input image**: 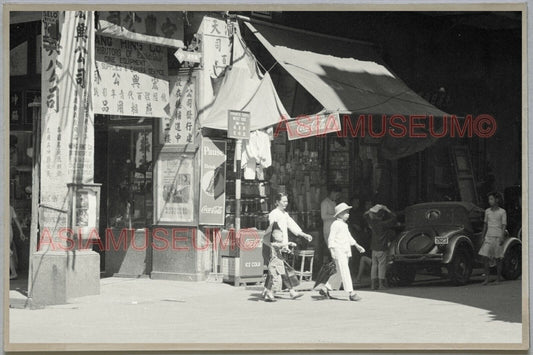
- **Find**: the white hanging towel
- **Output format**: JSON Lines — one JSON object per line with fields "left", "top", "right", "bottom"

{"left": 242, "top": 130, "right": 272, "bottom": 179}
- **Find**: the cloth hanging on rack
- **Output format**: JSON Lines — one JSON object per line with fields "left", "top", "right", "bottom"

{"left": 242, "top": 130, "right": 272, "bottom": 180}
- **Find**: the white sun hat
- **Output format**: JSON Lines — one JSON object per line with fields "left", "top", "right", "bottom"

{"left": 334, "top": 202, "right": 352, "bottom": 218}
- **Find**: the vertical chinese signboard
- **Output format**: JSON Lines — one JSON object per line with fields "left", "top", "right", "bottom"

{"left": 197, "top": 16, "right": 232, "bottom": 126}
{"left": 200, "top": 17, "right": 231, "bottom": 78}
{"left": 155, "top": 153, "right": 196, "bottom": 225}
{"left": 41, "top": 11, "right": 95, "bottom": 246}
{"left": 160, "top": 71, "right": 197, "bottom": 150}
{"left": 199, "top": 138, "right": 227, "bottom": 225}
{"left": 93, "top": 35, "right": 169, "bottom": 117}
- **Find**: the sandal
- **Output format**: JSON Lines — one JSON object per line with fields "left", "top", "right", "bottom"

{"left": 319, "top": 288, "right": 332, "bottom": 299}
{"left": 264, "top": 292, "right": 276, "bottom": 302}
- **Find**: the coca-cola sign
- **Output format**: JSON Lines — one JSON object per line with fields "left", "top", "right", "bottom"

{"left": 199, "top": 138, "right": 227, "bottom": 225}
{"left": 286, "top": 112, "right": 342, "bottom": 140}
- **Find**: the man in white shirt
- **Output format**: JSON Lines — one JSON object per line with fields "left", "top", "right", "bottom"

{"left": 263, "top": 192, "right": 313, "bottom": 300}
{"left": 268, "top": 207, "right": 310, "bottom": 245}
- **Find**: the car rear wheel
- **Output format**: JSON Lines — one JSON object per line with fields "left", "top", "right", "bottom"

{"left": 447, "top": 246, "right": 473, "bottom": 286}
{"left": 502, "top": 244, "right": 521, "bottom": 280}
{"left": 387, "top": 264, "right": 416, "bottom": 287}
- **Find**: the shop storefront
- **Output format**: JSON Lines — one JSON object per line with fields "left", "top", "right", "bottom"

{"left": 11, "top": 11, "right": 476, "bottom": 305}
{"left": 16, "top": 12, "right": 278, "bottom": 300}
{"left": 239, "top": 18, "right": 454, "bottom": 210}
{"left": 13, "top": 11, "right": 211, "bottom": 305}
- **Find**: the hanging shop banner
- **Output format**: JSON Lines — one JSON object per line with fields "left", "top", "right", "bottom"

{"left": 199, "top": 138, "right": 227, "bottom": 225}
{"left": 161, "top": 72, "right": 197, "bottom": 149}
{"left": 40, "top": 11, "right": 95, "bottom": 243}
{"left": 97, "top": 11, "right": 185, "bottom": 48}
{"left": 287, "top": 112, "right": 342, "bottom": 140}
{"left": 200, "top": 17, "right": 232, "bottom": 78}
{"left": 196, "top": 16, "right": 232, "bottom": 125}
{"left": 93, "top": 35, "right": 169, "bottom": 117}
{"left": 155, "top": 153, "right": 195, "bottom": 224}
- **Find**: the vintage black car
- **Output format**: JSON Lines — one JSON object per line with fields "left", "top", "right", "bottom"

{"left": 387, "top": 201, "right": 522, "bottom": 286}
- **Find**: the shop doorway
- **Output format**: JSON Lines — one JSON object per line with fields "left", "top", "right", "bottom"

{"left": 94, "top": 118, "right": 154, "bottom": 274}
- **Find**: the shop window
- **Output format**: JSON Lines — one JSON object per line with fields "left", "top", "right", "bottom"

{"left": 107, "top": 125, "right": 153, "bottom": 229}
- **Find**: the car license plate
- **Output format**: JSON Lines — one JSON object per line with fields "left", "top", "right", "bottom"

{"left": 435, "top": 236, "right": 449, "bottom": 245}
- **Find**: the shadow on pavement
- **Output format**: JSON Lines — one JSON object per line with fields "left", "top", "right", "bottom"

{"left": 9, "top": 274, "right": 28, "bottom": 295}
{"left": 248, "top": 292, "right": 266, "bottom": 302}
{"left": 9, "top": 274, "right": 29, "bottom": 309}
{"left": 381, "top": 270, "right": 522, "bottom": 324}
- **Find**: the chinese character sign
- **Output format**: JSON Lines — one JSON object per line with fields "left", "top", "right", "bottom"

{"left": 199, "top": 17, "right": 231, "bottom": 79}
{"left": 93, "top": 35, "right": 169, "bottom": 117}
{"left": 40, "top": 11, "right": 95, "bottom": 247}
{"left": 97, "top": 11, "right": 185, "bottom": 48}
{"left": 161, "top": 73, "right": 197, "bottom": 147}
{"left": 227, "top": 110, "right": 251, "bottom": 139}
{"left": 197, "top": 16, "right": 232, "bottom": 126}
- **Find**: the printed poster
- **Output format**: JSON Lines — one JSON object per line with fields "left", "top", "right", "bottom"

{"left": 155, "top": 153, "right": 195, "bottom": 224}
{"left": 72, "top": 189, "right": 98, "bottom": 235}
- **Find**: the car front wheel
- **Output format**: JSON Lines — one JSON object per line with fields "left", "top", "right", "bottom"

{"left": 502, "top": 244, "right": 521, "bottom": 280}
{"left": 447, "top": 246, "right": 473, "bottom": 286}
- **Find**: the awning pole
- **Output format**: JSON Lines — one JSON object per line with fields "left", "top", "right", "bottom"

{"left": 235, "top": 140, "right": 242, "bottom": 232}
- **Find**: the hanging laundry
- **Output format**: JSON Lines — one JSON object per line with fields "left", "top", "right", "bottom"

{"left": 242, "top": 130, "right": 272, "bottom": 180}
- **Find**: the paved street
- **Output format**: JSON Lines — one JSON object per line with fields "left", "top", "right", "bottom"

{"left": 8, "top": 270, "right": 523, "bottom": 346}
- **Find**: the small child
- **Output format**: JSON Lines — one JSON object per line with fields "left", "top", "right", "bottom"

{"left": 316, "top": 202, "right": 365, "bottom": 301}
{"left": 479, "top": 192, "right": 507, "bottom": 285}
{"left": 264, "top": 222, "right": 299, "bottom": 302}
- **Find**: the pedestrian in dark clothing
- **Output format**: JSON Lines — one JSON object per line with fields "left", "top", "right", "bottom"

{"left": 348, "top": 196, "right": 370, "bottom": 278}
{"left": 364, "top": 204, "right": 397, "bottom": 290}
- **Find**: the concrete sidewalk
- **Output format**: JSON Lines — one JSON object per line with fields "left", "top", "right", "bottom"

{"left": 8, "top": 275, "right": 523, "bottom": 346}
